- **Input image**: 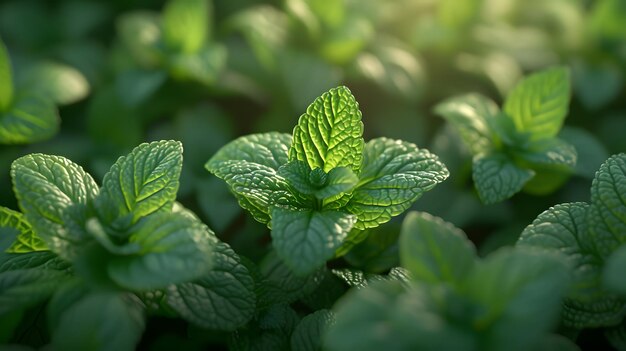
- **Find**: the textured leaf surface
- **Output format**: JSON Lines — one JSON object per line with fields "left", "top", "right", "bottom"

{"left": 562, "top": 298, "right": 626, "bottom": 329}
{"left": 517, "top": 203, "right": 601, "bottom": 299}
{"left": 0, "top": 93, "right": 59, "bottom": 144}
{"left": 163, "top": 0, "right": 209, "bottom": 54}
{"left": 588, "top": 154, "right": 626, "bottom": 257}
{"left": 518, "top": 138, "right": 577, "bottom": 168}
{"left": 289, "top": 86, "right": 364, "bottom": 173}
{"left": 0, "top": 207, "right": 47, "bottom": 253}
{"left": 434, "top": 93, "right": 498, "bottom": 154}
{"left": 271, "top": 208, "right": 356, "bottom": 276}
{"left": 107, "top": 213, "right": 213, "bottom": 290}
{"left": 97, "top": 140, "right": 182, "bottom": 229}
{"left": 167, "top": 239, "right": 255, "bottom": 331}
{"left": 206, "top": 133, "right": 294, "bottom": 224}
{"left": 504, "top": 66, "right": 570, "bottom": 141}
{"left": 0, "top": 38, "right": 13, "bottom": 111}
{"left": 278, "top": 160, "right": 358, "bottom": 200}
{"left": 290, "top": 309, "right": 335, "bottom": 351}
{"left": 346, "top": 138, "right": 449, "bottom": 229}
{"left": 12, "top": 154, "right": 98, "bottom": 260}
{"left": 52, "top": 293, "right": 145, "bottom": 351}
{"left": 464, "top": 249, "right": 569, "bottom": 351}
{"left": 400, "top": 212, "right": 475, "bottom": 287}
{"left": 0, "top": 251, "right": 68, "bottom": 273}
{"left": 0, "top": 268, "right": 68, "bottom": 315}
{"left": 472, "top": 153, "right": 534, "bottom": 204}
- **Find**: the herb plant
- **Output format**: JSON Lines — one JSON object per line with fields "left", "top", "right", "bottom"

{"left": 206, "top": 86, "right": 449, "bottom": 275}
{"left": 435, "top": 66, "right": 576, "bottom": 204}
{"left": 0, "top": 140, "right": 255, "bottom": 349}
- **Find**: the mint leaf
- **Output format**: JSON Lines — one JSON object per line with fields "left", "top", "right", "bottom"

{"left": 97, "top": 140, "right": 182, "bottom": 230}
{"left": 433, "top": 93, "right": 499, "bottom": 154}
{"left": 319, "top": 167, "right": 359, "bottom": 200}
{"left": 346, "top": 138, "right": 449, "bottom": 229}
{"left": 517, "top": 203, "right": 601, "bottom": 299}
{"left": 11, "top": 154, "right": 99, "bottom": 260}
{"left": 588, "top": 154, "right": 626, "bottom": 257}
{"left": 464, "top": 248, "right": 570, "bottom": 351}
{"left": 0, "top": 93, "right": 59, "bottom": 144}
{"left": 167, "top": 240, "right": 255, "bottom": 331}
{"left": 270, "top": 208, "right": 356, "bottom": 275}
{"left": 0, "top": 251, "right": 68, "bottom": 272}
{"left": 163, "top": 0, "right": 209, "bottom": 54}
{"left": 168, "top": 43, "right": 227, "bottom": 85}
{"left": 604, "top": 244, "right": 626, "bottom": 295}
{"left": 0, "top": 38, "right": 13, "bottom": 111}
{"left": 517, "top": 138, "right": 577, "bottom": 168}
{"left": 107, "top": 212, "right": 214, "bottom": 290}
{"left": 0, "top": 268, "right": 68, "bottom": 315}
{"left": 562, "top": 298, "right": 626, "bottom": 329}
{"left": 19, "top": 61, "right": 90, "bottom": 105}
{"left": 290, "top": 309, "right": 335, "bottom": 351}
{"left": 278, "top": 160, "right": 358, "bottom": 200}
{"left": 52, "top": 292, "right": 145, "bottom": 351}
{"left": 503, "top": 66, "right": 570, "bottom": 141}
{"left": 1, "top": 207, "right": 47, "bottom": 253}
{"left": 206, "top": 133, "right": 295, "bottom": 224}
{"left": 399, "top": 212, "right": 476, "bottom": 287}
{"left": 472, "top": 153, "right": 535, "bottom": 204}
{"left": 289, "top": 86, "right": 364, "bottom": 173}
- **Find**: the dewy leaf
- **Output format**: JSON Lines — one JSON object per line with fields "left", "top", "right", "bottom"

{"left": 346, "top": 138, "right": 449, "bottom": 229}
{"left": 270, "top": 208, "right": 356, "bottom": 276}
{"left": 464, "top": 248, "right": 570, "bottom": 351}
{"left": 290, "top": 309, "right": 335, "bottom": 351}
{"left": 289, "top": 86, "right": 364, "bottom": 173}
{"left": 399, "top": 212, "right": 476, "bottom": 288}
{"left": 0, "top": 268, "right": 69, "bottom": 315}
{"left": 503, "top": 66, "right": 571, "bottom": 141}
{"left": 0, "top": 38, "right": 13, "bottom": 111}
{"left": 0, "top": 206, "right": 47, "bottom": 253}
{"left": 51, "top": 292, "right": 145, "bottom": 351}
{"left": 588, "top": 153, "right": 626, "bottom": 257}
{"left": 472, "top": 153, "right": 535, "bottom": 204}
{"left": 11, "top": 154, "right": 99, "bottom": 260}
{"left": 517, "top": 203, "right": 601, "bottom": 299}
{"left": 107, "top": 212, "right": 214, "bottom": 290}
{"left": 97, "top": 140, "right": 182, "bottom": 229}
{"left": 433, "top": 93, "right": 499, "bottom": 155}
{"left": 206, "top": 133, "right": 295, "bottom": 224}
{"left": 167, "top": 239, "right": 255, "bottom": 331}
{"left": 162, "top": 0, "right": 209, "bottom": 54}
{"left": 0, "top": 93, "right": 59, "bottom": 144}
{"left": 604, "top": 244, "right": 626, "bottom": 295}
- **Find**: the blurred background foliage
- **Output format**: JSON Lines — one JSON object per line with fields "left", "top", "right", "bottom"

{"left": 0, "top": 0, "right": 624, "bottom": 294}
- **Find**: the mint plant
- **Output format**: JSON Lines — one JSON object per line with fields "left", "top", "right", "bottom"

{"left": 434, "top": 66, "right": 576, "bottom": 204}
{"left": 517, "top": 153, "right": 626, "bottom": 348}
{"left": 0, "top": 140, "right": 255, "bottom": 349}
{"left": 325, "top": 211, "right": 575, "bottom": 351}
{"left": 206, "top": 86, "right": 449, "bottom": 275}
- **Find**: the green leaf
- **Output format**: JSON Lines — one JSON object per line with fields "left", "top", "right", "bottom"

{"left": 278, "top": 160, "right": 358, "bottom": 200}
{"left": 464, "top": 248, "right": 570, "bottom": 351}
{"left": 167, "top": 240, "right": 255, "bottom": 331}
{"left": 270, "top": 208, "right": 356, "bottom": 276}
{"left": 346, "top": 138, "right": 449, "bottom": 229}
{"left": 290, "top": 309, "right": 335, "bottom": 351}
{"left": 289, "top": 86, "right": 364, "bottom": 173}
{"left": 604, "top": 244, "right": 626, "bottom": 295}
{"left": 0, "top": 93, "right": 59, "bottom": 144}
{"left": 517, "top": 203, "right": 601, "bottom": 299}
{"left": 168, "top": 43, "right": 227, "bottom": 85}
{"left": 434, "top": 93, "right": 498, "bottom": 155}
{"left": 116, "top": 12, "right": 162, "bottom": 67}
{"left": 206, "top": 133, "right": 296, "bottom": 224}
{"left": 107, "top": 212, "right": 214, "bottom": 290}
{"left": 516, "top": 138, "right": 577, "bottom": 169}
{"left": 51, "top": 293, "right": 145, "bottom": 351}
{"left": 96, "top": 140, "right": 182, "bottom": 230}
{"left": 0, "top": 251, "right": 69, "bottom": 273}
{"left": 0, "top": 38, "right": 13, "bottom": 111}
{"left": 559, "top": 126, "right": 609, "bottom": 179}
{"left": 1, "top": 207, "right": 47, "bottom": 253}
{"left": 399, "top": 212, "right": 476, "bottom": 287}
{"left": 562, "top": 298, "right": 626, "bottom": 329}
{"left": 19, "top": 61, "right": 90, "bottom": 105}
{"left": 320, "top": 167, "right": 358, "bottom": 200}
{"left": 503, "top": 66, "right": 571, "bottom": 141}
{"left": 588, "top": 154, "right": 626, "bottom": 257}
{"left": 162, "top": 0, "right": 209, "bottom": 54}
{"left": 11, "top": 154, "right": 99, "bottom": 260}
{"left": 472, "top": 153, "right": 535, "bottom": 204}
{"left": 0, "top": 268, "right": 68, "bottom": 315}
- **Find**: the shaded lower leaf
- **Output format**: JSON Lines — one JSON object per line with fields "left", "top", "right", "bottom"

{"left": 0, "top": 207, "right": 47, "bottom": 253}
{"left": 0, "top": 93, "right": 59, "bottom": 144}
{"left": 0, "top": 268, "right": 69, "bottom": 315}
{"left": 472, "top": 153, "right": 534, "bottom": 204}
{"left": 290, "top": 309, "right": 335, "bottom": 351}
